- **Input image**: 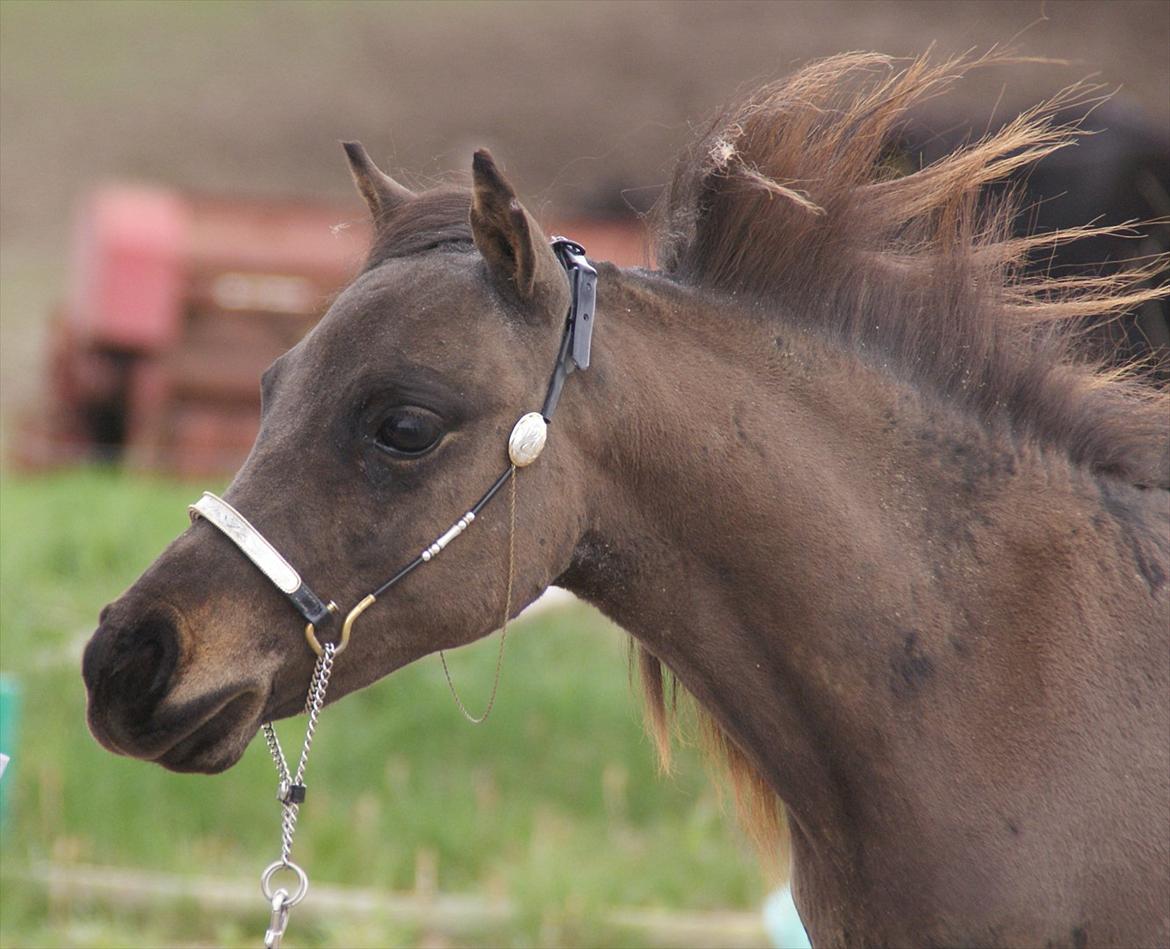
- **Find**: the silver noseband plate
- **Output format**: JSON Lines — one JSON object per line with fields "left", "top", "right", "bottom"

{"left": 189, "top": 492, "right": 302, "bottom": 595}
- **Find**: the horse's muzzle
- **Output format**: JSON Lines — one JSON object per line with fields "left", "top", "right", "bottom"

{"left": 83, "top": 596, "right": 272, "bottom": 773}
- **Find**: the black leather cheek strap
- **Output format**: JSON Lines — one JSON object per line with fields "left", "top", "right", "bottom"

{"left": 288, "top": 585, "right": 334, "bottom": 628}
{"left": 189, "top": 492, "right": 335, "bottom": 629}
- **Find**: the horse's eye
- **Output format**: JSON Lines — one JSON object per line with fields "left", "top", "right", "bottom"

{"left": 374, "top": 408, "right": 444, "bottom": 457}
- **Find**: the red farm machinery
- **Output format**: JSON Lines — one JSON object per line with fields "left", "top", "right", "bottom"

{"left": 15, "top": 186, "right": 645, "bottom": 478}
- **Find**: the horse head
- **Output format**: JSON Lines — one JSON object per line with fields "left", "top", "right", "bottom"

{"left": 82, "top": 146, "right": 590, "bottom": 773}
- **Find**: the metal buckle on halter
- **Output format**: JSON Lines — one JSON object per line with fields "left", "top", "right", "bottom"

{"left": 550, "top": 236, "right": 597, "bottom": 371}
{"left": 543, "top": 237, "right": 597, "bottom": 420}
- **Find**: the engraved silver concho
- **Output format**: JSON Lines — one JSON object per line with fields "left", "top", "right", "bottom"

{"left": 508, "top": 412, "right": 548, "bottom": 467}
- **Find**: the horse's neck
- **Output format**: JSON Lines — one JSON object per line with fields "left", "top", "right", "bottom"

{"left": 556, "top": 267, "right": 1083, "bottom": 854}
{"left": 555, "top": 267, "right": 1169, "bottom": 945}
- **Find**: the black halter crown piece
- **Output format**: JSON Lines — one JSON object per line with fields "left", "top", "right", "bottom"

{"left": 189, "top": 236, "right": 597, "bottom": 653}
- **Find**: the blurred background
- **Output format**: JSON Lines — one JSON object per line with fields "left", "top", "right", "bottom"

{"left": 1, "top": 2, "right": 1167, "bottom": 946}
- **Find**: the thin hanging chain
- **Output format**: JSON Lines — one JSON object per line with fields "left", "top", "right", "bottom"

{"left": 259, "top": 642, "right": 336, "bottom": 948}
{"left": 439, "top": 464, "right": 517, "bottom": 724}
{"left": 262, "top": 723, "right": 290, "bottom": 800}
{"left": 263, "top": 641, "right": 336, "bottom": 863}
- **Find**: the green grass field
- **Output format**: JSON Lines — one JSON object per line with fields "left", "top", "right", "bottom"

{"left": 0, "top": 469, "right": 766, "bottom": 947}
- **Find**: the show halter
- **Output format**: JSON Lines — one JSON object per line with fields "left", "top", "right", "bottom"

{"left": 187, "top": 237, "right": 596, "bottom": 948}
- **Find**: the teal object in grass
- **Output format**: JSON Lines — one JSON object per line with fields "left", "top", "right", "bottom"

{"left": 0, "top": 674, "right": 20, "bottom": 829}
{"left": 764, "top": 883, "right": 812, "bottom": 949}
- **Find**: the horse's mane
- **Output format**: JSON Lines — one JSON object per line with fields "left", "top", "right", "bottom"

{"left": 653, "top": 51, "right": 1169, "bottom": 490}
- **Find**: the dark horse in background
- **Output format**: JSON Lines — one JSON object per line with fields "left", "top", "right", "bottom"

{"left": 897, "top": 100, "right": 1170, "bottom": 379}
{"left": 83, "top": 54, "right": 1169, "bottom": 946}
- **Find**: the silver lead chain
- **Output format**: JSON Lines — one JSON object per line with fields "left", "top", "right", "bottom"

{"left": 259, "top": 642, "right": 336, "bottom": 948}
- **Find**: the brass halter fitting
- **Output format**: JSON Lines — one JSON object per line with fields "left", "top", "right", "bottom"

{"left": 301, "top": 596, "right": 346, "bottom": 655}
{"left": 304, "top": 597, "right": 369, "bottom": 658}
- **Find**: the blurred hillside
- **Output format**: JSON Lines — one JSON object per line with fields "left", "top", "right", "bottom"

{"left": 2, "top": 0, "right": 1168, "bottom": 422}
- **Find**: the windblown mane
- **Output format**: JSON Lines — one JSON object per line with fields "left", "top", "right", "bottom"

{"left": 653, "top": 52, "right": 1169, "bottom": 489}
{"left": 643, "top": 52, "right": 1169, "bottom": 867}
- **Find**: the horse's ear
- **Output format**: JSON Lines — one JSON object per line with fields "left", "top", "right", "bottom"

{"left": 342, "top": 141, "right": 414, "bottom": 221}
{"left": 470, "top": 149, "right": 566, "bottom": 318}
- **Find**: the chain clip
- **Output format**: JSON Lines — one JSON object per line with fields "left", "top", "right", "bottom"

{"left": 264, "top": 889, "right": 292, "bottom": 948}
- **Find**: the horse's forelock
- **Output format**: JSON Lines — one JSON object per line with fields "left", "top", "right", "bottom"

{"left": 363, "top": 187, "right": 475, "bottom": 270}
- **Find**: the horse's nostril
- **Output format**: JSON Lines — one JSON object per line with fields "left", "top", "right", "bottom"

{"left": 85, "top": 612, "right": 180, "bottom": 710}
{"left": 112, "top": 636, "right": 164, "bottom": 697}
